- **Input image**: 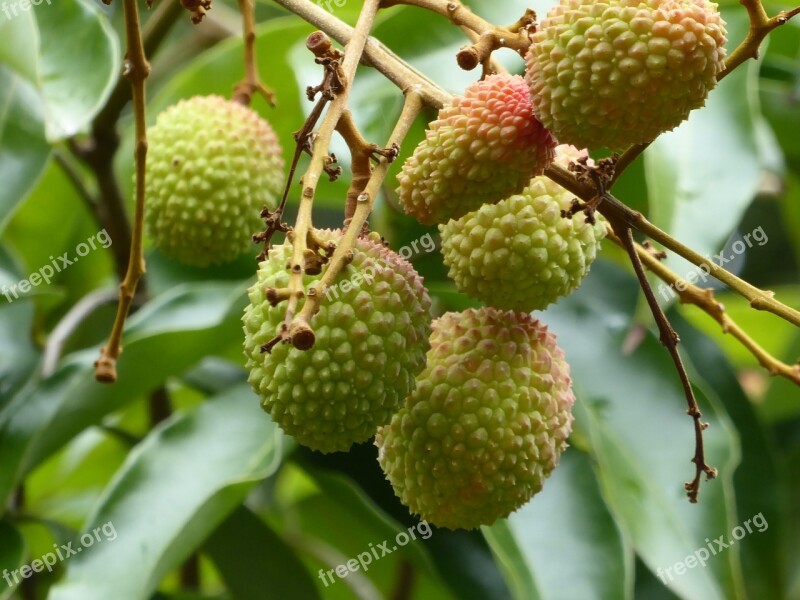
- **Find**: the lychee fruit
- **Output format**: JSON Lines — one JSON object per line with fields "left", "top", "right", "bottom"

{"left": 242, "top": 230, "right": 432, "bottom": 454}
{"left": 145, "top": 95, "right": 284, "bottom": 266}
{"left": 439, "top": 146, "right": 606, "bottom": 312}
{"left": 376, "top": 308, "right": 575, "bottom": 529}
{"left": 525, "top": 0, "right": 727, "bottom": 150}
{"left": 396, "top": 74, "right": 557, "bottom": 226}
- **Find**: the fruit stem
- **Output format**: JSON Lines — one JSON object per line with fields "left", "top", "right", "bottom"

{"left": 282, "top": 0, "right": 381, "bottom": 348}
{"left": 233, "top": 0, "right": 277, "bottom": 107}
{"left": 606, "top": 227, "right": 800, "bottom": 386}
{"left": 94, "top": 0, "right": 151, "bottom": 384}
{"left": 289, "top": 91, "right": 424, "bottom": 342}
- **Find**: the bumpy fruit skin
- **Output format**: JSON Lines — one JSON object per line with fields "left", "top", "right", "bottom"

{"left": 396, "top": 74, "right": 556, "bottom": 226}
{"left": 525, "top": 0, "right": 727, "bottom": 150}
{"left": 145, "top": 95, "right": 284, "bottom": 266}
{"left": 439, "top": 146, "right": 606, "bottom": 311}
{"left": 376, "top": 308, "right": 574, "bottom": 529}
{"left": 242, "top": 231, "right": 432, "bottom": 454}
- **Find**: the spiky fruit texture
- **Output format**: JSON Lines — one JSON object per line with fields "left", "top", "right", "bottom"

{"left": 525, "top": 0, "right": 727, "bottom": 150}
{"left": 376, "top": 308, "right": 574, "bottom": 529}
{"left": 242, "top": 231, "right": 432, "bottom": 454}
{"left": 145, "top": 95, "right": 284, "bottom": 266}
{"left": 396, "top": 74, "right": 557, "bottom": 226}
{"left": 439, "top": 146, "right": 606, "bottom": 312}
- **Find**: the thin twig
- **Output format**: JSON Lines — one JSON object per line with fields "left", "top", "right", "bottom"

{"left": 233, "top": 0, "right": 277, "bottom": 106}
{"left": 379, "top": 0, "right": 530, "bottom": 55}
{"left": 545, "top": 163, "right": 800, "bottom": 328}
{"left": 94, "top": 0, "right": 151, "bottom": 383}
{"left": 614, "top": 221, "right": 717, "bottom": 502}
{"left": 606, "top": 228, "right": 800, "bottom": 385}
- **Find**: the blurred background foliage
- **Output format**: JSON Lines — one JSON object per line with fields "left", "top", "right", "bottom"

{"left": 0, "top": 0, "right": 798, "bottom": 599}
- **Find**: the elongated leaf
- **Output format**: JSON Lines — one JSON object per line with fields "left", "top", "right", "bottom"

{"left": 205, "top": 505, "right": 322, "bottom": 600}
{"left": 0, "top": 68, "right": 50, "bottom": 231}
{"left": 484, "top": 450, "right": 633, "bottom": 600}
{"left": 0, "top": 281, "right": 247, "bottom": 512}
{"left": 644, "top": 10, "right": 760, "bottom": 277}
{"left": 48, "top": 384, "right": 282, "bottom": 600}
{"left": 543, "top": 261, "right": 741, "bottom": 600}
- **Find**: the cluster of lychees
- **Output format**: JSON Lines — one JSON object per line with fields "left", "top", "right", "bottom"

{"left": 142, "top": 0, "right": 727, "bottom": 529}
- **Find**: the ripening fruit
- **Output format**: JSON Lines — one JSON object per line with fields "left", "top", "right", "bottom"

{"left": 525, "top": 0, "right": 727, "bottom": 150}
{"left": 376, "top": 308, "right": 575, "bottom": 529}
{"left": 242, "top": 231, "right": 432, "bottom": 454}
{"left": 439, "top": 146, "right": 606, "bottom": 312}
{"left": 396, "top": 74, "right": 556, "bottom": 226}
{"left": 145, "top": 95, "right": 284, "bottom": 266}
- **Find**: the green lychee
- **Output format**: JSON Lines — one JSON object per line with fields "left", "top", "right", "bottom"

{"left": 439, "top": 146, "right": 606, "bottom": 312}
{"left": 145, "top": 95, "right": 284, "bottom": 266}
{"left": 242, "top": 231, "right": 432, "bottom": 454}
{"left": 525, "top": 0, "right": 727, "bottom": 150}
{"left": 396, "top": 74, "right": 557, "bottom": 226}
{"left": 376, "top": 308, "right": 575, "bottom": 530}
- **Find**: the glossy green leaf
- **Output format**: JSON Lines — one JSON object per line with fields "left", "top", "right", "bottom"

{"left": 484, "top": 450, "right": 633, "bottom": 600}
{"left": 48, "top": 384, "right": 282, "bottom": 600}
{"left": 543, "top": 260, "right": 742, "bottom": 600}
{"left": 644, "top": 10, "right": 761, "bottom": 276}
{"left": 32, "top": 0, "right": 119, "bottom": 140}
{"left": 0, "top": 281, "right": 247, "bottom": 512}
{"left": 205, "top": 505, "right": 322, "bottom": 600}
{"left": 0, "top": 67, "right": 50, "bottom": 231}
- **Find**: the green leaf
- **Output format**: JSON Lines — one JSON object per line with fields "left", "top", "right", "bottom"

{"left": 48, "top": 384, "right": 282, "bottom": 600}
{"left": 0, "top": 519, "right": 25, "bottom": 600}
{"left": 0, "top": 68, "right": 51, "bottom": 231}
{"left": 644, "top": 9, "right": 761, "bottom": 276}
{"left": 0, "top": 0, "right": 118, "bottom": 230}
{"left": 0, "top": 281, "right": 247, "bottom": 512}
{"left": 544, "top": 260, "right": 742, "bottom": 600}
{"left": 31, "top": 0, "right": 119, "bottom": 140}
{"left": 0, "top": 247, "right": 39, "bottom": 405}
{"left": 205, "top": 505, "right": 322, "bottom": 600}
{"left": 484, "top": 450, "right": 633, "bottom": 600}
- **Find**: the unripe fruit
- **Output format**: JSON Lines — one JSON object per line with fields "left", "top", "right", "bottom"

{"left": 396, "top": 74, "right": 557, "bottom": 226}
{"left": 376, "top": 308, "right": 575, "bottom": 529}
{"left": 439, "top": 146, "right": 606, "bottom": 312}
{"left": 145, "top": 95, "right": 284, "bottom": 266}
{"left": 525, "top": 0, "right": 727, "bottom": 150}
{"left": 242, "top": 231, "right": 432, "bottom": 454}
